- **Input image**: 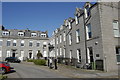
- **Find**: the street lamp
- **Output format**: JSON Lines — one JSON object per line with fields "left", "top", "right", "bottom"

{"left": 48, "top": 43, "right": 54, "bottom": 66}
{"left": 48, "top": 43, "right": 57, "bottom": 69}
{"left": 48, "top": 43, "right": 50, "bottom": 67}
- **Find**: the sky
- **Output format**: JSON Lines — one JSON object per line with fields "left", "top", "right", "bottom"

{"left": 2, "top": 2, "right": 86, "bottom": 37}
{"left": 0, "top": 2, "right": 2, "bottom": 25}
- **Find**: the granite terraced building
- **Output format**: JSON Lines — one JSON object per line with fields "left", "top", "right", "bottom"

{"left": 0, "top": 26, "right": 49, "bottom": 61}
{"left": 52, "top": 2, "right": 120, "bottom": 72}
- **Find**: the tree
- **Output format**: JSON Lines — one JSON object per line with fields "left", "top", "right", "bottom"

{"left": 37, "top": 50, "right": 43, "bottom": 59}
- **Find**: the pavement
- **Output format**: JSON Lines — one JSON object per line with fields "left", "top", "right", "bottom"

{"left": 5, "top": 62, "right": 119, "bottom": 78}
{"left": 47, "top": 63, "right": 119, "bottom": 78}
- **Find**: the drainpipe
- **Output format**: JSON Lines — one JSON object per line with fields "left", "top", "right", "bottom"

{"left": 83, "top": 15, "right": 88, "bottom": 64}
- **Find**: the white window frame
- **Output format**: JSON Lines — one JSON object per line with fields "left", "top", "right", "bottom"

{"left": 60, "top": 47, "right": 62, "bottom": 56}
{"left": 116, "top": 47, "right": 120, "bottom": 63}
{"left": 77, "top": 49, "right": 81, "bottom": 62}
{"left": 7, "top": 40, "right": 11, "bottom": 46}
{"left": 87, "top": 48, "right": 91, "bottom": 63}
{"left": 31, "top": 33, "right": 37, "bottom": 37}
{"left": 86, "top": 23, "right": 92, "bottom": 40}
{"left": 29, "top": 41, "right": 33, "bottom": 47}
{"left": 65, "top": 20, "right": 68, "bottom": 26}
{"left": 60, "top": 25, "right": 63, "bottom": 30}
{"left": 56, "top": 48, "right": 58, "bottom": 56}
{"left": 68, "top": 22, "right": 72, "bottom": 29}
{"left": 70, "top": 50, "right": 72, "bottom": 59}
{"left": 56, "top": 37, "right": 58, "bottom": 44}
{"left": 75, "top": 16, "right": 79, "bottom": 25}
{"left": 113, "top": 20, "right": 120, "bottom": 37}
{"left": 13, "top": 40, "right": 17, "bottom": 46}
{"left": 6, "top": 50, "right": 11, "bottom": 57}
{"left": 55, "top": 29, "right": 58, "bottom": 33}
{"left": 63, "top": 48, "right": 66, "bottom": 58}
{"left": 69, "top": 33, "right": 72, "bottom": 45}
{"left": 84, "top": 5, "right": 90, "bottom": 18}
{"left": 0, "top": 51, "right": 2, "bottom": 57}
{"left": 0, "top": 40, "right": 3, "bottom": 47}
{"left": 60, "top": 34, "right": 62, "bottom": 43}
{"left": 63, "top": 32, "right": 66, "bottom": 41}
{"left": 76, "top": 29, "right": 80, "bottom": 43}
{"left": 2, "top": 31, "right": 10, "bottom": 36}
{"left": 36, "top": 42, "right": 40, "bottom": 47}
{"left": 21, "top": 40, "right": 24, "bottom": 47}
{"left": 18, "top": 32, "right": 24, "bottom": 36}
{"left": 41, "top": 34, "right": 46, "bottom": 37}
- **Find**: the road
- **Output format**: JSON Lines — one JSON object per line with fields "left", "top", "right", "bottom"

{"left": 6, "top": 63, "right": 67, "bottom": 78}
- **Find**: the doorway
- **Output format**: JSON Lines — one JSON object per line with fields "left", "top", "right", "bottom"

{"left": 11, "top": 49, "right": 17, "bottom": 57}
{"left": 12, "top": 53, "right": 15, "bottom": 57}
{"left": 29, "top": 53, "right": 32, "bottom": 59}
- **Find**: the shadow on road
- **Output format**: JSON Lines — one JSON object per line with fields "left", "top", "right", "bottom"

{"left": 5, "top": 70, "right": 16, "bottom": 74}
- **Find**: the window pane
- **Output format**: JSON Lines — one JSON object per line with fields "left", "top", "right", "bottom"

{"left": 0, "top": 41, "right": 2, "bottom": 46}
{"left": 21, "top": 43, "right": 24, "bottom": 46}
{"left": 88, "top": 32, "right": 92, "bottom": 38}
{"left": 113, "top": 21, "right": 118, "bottom": 29}
{"left": 0, "top": 51, "right": 2, "bottom": 57}
{"left": 116, "top": 47, "right": 120, "bottom": 54}
{"left": 117, "top": 55, "right": 120, "bottom": 62}
{"left": 37, "top": 43, "right": 40, "bottom": 47}
{"left": 13, "top": 43, "right": 16, "bottom": 46}
{"left": 114, "top": 30, "right": 119, "bottom": 37}
{"left": 86, "top": 23, "right": 92, "bottom": 39}
{"left": 7, "top": 41, "right": 10, "bottom": 46}
{"left": 29, "top": 42, "right": 32, "bottom": 46}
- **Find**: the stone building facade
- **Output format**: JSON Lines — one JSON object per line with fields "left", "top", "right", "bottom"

{"left": 52, "top": 2, "right": 119, "bottom": 72}
{"left": 0, "top": 26, "right": 49, "bottom": 61}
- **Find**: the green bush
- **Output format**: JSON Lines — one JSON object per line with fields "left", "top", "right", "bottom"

{"left": 0, "top": 75, "right": 7, "bottom": 80}
{"left": 33, "top": 59, "right": 46, "bottom": 66}
{"left": 27, "top": 59, "right": 34, "bottom": 62}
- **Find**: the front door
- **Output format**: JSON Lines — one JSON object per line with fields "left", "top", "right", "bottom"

{"left": 11, "top": 49, "right": 17, "bottom": 57}
{"left": 29, "top": 53, "right": 32, "bottom": 59}
{"left": 12, "top": 53, "right": 15, "bottom": 57}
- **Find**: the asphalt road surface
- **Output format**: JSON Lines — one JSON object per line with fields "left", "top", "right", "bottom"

{"left": 6, "top": 63, "right": 67, "bottom": 78}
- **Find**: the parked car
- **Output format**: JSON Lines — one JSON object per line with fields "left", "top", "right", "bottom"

{"left": 0, "top": 61, "right": 11, "bottom": 74}
{"left": 5, "top": 57, "right": 21, "bottom": 63}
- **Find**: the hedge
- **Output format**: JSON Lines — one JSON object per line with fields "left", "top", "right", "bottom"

{"left": 27, "top": 59, "right": 34, "bottom": 62}
{"left": 34, "top": 59, "right": 46, "bottom": 66}
{"left": 0, "top": 75, "right": 7, "bottom": 80}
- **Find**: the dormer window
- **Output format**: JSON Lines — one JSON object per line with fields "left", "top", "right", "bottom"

{"left": 64, "top": 20, "right": 68, "bottom": 26}
{"left": 55, "top": 29, "right": 58, "bottom": 33}
{"left": 31, "top": 33, "right": 37, "bottom": 37}
{"left": 52, "top": 31, "right": 55, "bottom": 36}
{"left": 2, "top": 31, "right": 10, "bottom": 36}
{"left": 60, "top": 25, "right": 63, "bottom": 30}
{"left": 56, "top": 36, "right": 58, "bottom": 44}
{"left": 68, "top": 22, "right": 72, "bottom": 29}
{"left": 85, "top": 5, "right": 90, "bottom": 18}
{"left": 41, "top": 34, "right": 46, "bottom": 37}
{"left": 18, "top": 32, "right": 24, "bottom": 36}
{"left": 75, "top": 15, "right": 79, "bottom": 25}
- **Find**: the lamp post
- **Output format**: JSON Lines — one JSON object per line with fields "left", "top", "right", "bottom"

{"left": 48, "top": 43, "right": 57, "bottom": 69}
{"left": 48, "top": 43, "right": 50, "bottom": 67}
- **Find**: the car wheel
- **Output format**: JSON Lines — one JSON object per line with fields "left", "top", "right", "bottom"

{"left": 1, "top": 68, "right": 6, "bottom": 74}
